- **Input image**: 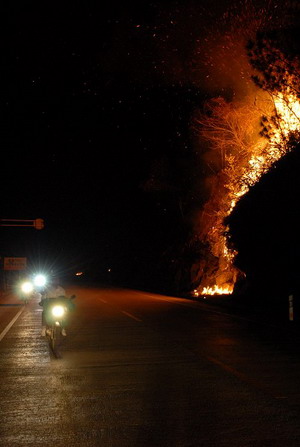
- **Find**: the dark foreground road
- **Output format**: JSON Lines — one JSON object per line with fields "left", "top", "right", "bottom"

{"left": 2, "top": 286, "right": 300, "bottom": 446}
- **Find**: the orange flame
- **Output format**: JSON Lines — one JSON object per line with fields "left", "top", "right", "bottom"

{"left": 202, "top": 285, "right": 234, "bottom": 296}
{"left": 195, "top": 90, "right": 300, "bottom": 297}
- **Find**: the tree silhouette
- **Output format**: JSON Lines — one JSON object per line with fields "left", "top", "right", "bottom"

{"left": 248, "top": 29, "right": 300, "bottom": 96}
{"left": 247, "top": 29, "right": 300, "bottom": 146}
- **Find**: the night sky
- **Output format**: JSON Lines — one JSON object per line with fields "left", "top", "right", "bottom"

{"left": 1, "top": 1, "right": 300, "bottom": 297}
{"left": 1, "top": 1, "right": 209, "bottom": 290}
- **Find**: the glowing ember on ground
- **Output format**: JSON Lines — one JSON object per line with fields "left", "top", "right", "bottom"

{"left": 202, "top": 285, "right": 234, "bottom": 296}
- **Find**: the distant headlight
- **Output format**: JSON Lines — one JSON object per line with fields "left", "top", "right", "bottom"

{"left": 21, "top": 281, "right": 34, "bottom": 294}
{"left": 51, "top": 305, "right": 65, "bottom": 318}
{"left": 33, "top": 274, "right": 47, "bottom": 287}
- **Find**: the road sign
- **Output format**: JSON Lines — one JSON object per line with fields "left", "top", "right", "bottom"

{"left": 3, "top": 257, "right": 27, "bottom": 271}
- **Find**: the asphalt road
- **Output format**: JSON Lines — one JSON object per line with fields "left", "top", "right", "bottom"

{"left": 2, "top": 285, "right": 300, "bottom": 446}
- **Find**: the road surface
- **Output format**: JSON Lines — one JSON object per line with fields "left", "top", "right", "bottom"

{"left": 1, "top": 285, "right": 300, "bottom": 446}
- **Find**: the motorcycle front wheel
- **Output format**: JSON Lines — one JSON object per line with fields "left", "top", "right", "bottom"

{"left": 48, "top": 325, "right": 58, "bottom": 351}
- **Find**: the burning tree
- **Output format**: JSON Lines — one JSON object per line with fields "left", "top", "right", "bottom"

{"left": 247, "top": 29, "right": 300, "bottom": 147}
{"left": 248, "top": 29, "right": 300, "bottom": 99}
{"left": 192, "top": 28, "right": 300, "bottom": 296}
{"left": 192, "top": 95, "right": 269, "bottom": 295}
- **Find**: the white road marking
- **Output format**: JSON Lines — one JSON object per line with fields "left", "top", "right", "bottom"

{"left": 0, "top": 307, "right": 24, "bottom": 342}
{"left": 121, "top": 311, "right": 142, "bottom": 322}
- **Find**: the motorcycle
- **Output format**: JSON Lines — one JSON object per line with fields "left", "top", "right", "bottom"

{"left": 18, "top": 280, "right": 35, "bottom": 304}
{"left": 33, "top": 273, "right": 47, "bottom": 295}
{"left": 18, "top": 273, "right": 48, "bottom": 304}
{"left": 40, "top": 295, "right": 76, "bottom": 351}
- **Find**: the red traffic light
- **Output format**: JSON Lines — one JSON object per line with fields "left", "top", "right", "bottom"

{"left": 34, "top": 218, "right": 44, "bottom": 230}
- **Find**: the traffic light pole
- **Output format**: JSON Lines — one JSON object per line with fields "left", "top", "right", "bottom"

{"left": 0, "top": 218, "right": 44, "bottom": 230}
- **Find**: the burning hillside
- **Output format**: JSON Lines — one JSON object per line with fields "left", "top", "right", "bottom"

{"left": 191, "top": 4, "right": 300, "bottom": 296}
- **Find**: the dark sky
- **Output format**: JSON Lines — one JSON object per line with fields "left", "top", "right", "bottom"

{"left": 0, "top": 1, "right": 208, "bottom": 288}
{"left": 2, "top": 1, "right": 299, "bottom": 296}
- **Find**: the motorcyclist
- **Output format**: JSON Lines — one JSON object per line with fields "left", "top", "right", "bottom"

{"left": 40, "top": 277, "right": 69, "bottom": 337}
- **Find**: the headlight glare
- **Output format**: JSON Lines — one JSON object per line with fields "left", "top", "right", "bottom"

{"left": 33, "top": 274, "right": 47, "bottom": 287}
{"left": 21, "top": 281, "right": 34, "bottom": 294}
{"left": 51, "top": 305, "right": 65, "bottom": 318}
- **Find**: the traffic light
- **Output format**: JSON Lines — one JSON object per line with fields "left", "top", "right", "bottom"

{"left": 34, "top": 218, "right": 44, "bottom": 230}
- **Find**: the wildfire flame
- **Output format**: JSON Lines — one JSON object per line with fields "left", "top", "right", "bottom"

{"left": 228, "top": 92, "right": 300, "bottom": 212}
{"left": 188, "top": 1, "right": 300, "bottom": 298}
{"left": 202, "top": 285, "right": 234, "bottom": 296}
{"left": 195, "top": 90, "right": 300, "bottom": 297}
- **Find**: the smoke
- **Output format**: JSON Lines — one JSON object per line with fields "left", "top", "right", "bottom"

{"left": 190, "top": 0, "right": 293, "bottom": 97}
{"left": 116, "top": 0, "right": 298, "bottom": 292}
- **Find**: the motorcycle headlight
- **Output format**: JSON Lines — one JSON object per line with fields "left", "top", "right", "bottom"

{"left": 51, "top": 305, "right": 65, "bottom": 318}
{"left": 21, "top": 281, "right": 34, "bottom": 294}
{"left": 33, "top": 274, "right": 47, "bottom": 287}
